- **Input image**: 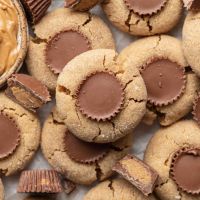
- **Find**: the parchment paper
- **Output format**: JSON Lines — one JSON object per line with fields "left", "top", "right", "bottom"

{"left": 5, "top": 0, "right": 186, "bottom": 199}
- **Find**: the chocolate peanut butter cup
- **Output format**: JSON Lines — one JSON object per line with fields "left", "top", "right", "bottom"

{"left": 140, "top": 58, "right": 186, "bottom": 106}
{"left": 183, "top": 0, "right": 200, "bottom": 10}
{"left": 0, "top": 112, "right": 20, "bottom": 159}
{"left": 20, "top": 0, "right": 52, "bottom": 24}
{"left": 64, "top": 131, "right": 110, "bottom": 164}
{"left": 6, "top": 74, "right": 51, "bottom": 112}
{"left": 170, "top": 147, "right": 200, "bottom": 194}
{"left": 123, "top": 0, "right": 167, "bottom": 15}
{"left": 18, "top": 170, "right": 62, "bottom": 193}
{"left": 45, "top": 30, "right": 91, "bottom": 74}
{"left": 76, "top": 71, "right": 124, "bottom": 121}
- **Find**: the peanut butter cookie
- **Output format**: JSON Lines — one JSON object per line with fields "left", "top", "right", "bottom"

{"left": 26, "top": 8, "right": 115, "bottom": 91}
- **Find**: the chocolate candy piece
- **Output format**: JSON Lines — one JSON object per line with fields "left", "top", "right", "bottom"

{"left": 6, "top": 74, "right": 51, "bottom": 112}
{"left": 141, "top": 58, "right": 186, "bottom": 106}
{"left": 170, "top": 148, "right": 200, "bottom": 194}
{"left": 113, "top": 154, "right": 158, "bottom": 196}
{"left": 0, "top": 113, "right": 20, "bottom": 159}
{"left": 124, "top": 0, "right": 167, "bottom": 15}
{"left": 20, "top": 0, "right": 52, "bottom": 24}
{"left": 18, "top": 170, "right": 62, "bottom": 193}
{"left": 64, "top": 131, "right": 110, "bottom": 164}
{"left": 45, "top": 30, "right": 91, "bottom": 74}
{"left": 183, "top": 0, "right": 200, "bottom": 10}
{"left": 65, "top": 0, "right": 100, "bottom": 11}
{"left": 76, "top": 71, "right": 124, "bottom": 121}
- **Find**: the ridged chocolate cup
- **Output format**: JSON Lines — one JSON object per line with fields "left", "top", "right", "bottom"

{"left": 20, "top": 0, "right": 52, "bottom": 24}
{"left": 123, "top": 0, "right": 167, "bottom": 16}
{"left": 0, "top": 0, "right": 28, "bottom": 88}
{"left": 18, "top": 170, "right": 62, "bottom": 193}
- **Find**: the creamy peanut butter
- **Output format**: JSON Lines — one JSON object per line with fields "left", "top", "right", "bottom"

{"left": 0, "top": 0, "right": 19, "bottom": 75}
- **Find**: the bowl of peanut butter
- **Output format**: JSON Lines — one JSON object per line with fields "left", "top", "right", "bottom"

{"left": 0, "top": 0, "right": 28, "bottom": 87}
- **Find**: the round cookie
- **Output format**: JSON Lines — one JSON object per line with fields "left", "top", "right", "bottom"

{"left": 144, "top": 120, "right": 200, "bottom": 200}
{"left": 0, "top": 93, "right": 40, "bottom": 176}
{"left": 182, "top": 10, "right": 200, "bottom": 77}
{"left": 84, "top": 178, "right": 157, "bottom": 200}
{"left": 101, "top": 0, "right": 183, "bottom": 36}
{"left": 65, "top": 0, "right": 100, "bottom": 11}
{"left": 41, "top": 109, "right": 133, "bottom": 185}
{"left": 0, "top": 179, "right": 4, "bottom": 200}
{"left": 56, "top": 49, "right": 147, "bottom": 143}
{"left": 118, "top": 35, "right": 200, "bottom": 126}
{"left": 26, "top": 8, "right": 115, "bottom": 91}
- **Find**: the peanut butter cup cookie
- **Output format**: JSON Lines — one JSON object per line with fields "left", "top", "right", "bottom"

{"left": 101, "top": 0, "right": 183, "bottom": 36}
{"left": 144, "top": 120, "right": 200, "bottom": 200}
{"left": 118, "top": 35, "right": 200, "bottom": 126}
{"left": 65, "top": 0, "right": 100, "bottom": 11}
{"left": 26, "top": 8, "right": 115, "bottom": 91}
{"left": 0, "top": 179, "right": 4, "bottom": 200}
{"left": 0, "top": 93, "right": 40, "bottom": 176}
{"left": 183, "top": 9, "right": 200, "bottom": 77}
{"left": 41, "top": 109, "right": 133, "bottom": 185}
{"left": 56, "top": 49, "right": 147, "bottom": 143}
{"left": 84, "top": 178, "right": 157, "bottom": 200}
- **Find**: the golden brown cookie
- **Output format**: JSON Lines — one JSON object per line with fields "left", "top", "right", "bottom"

{"left": 84, "top": 178, "right": 157, "bottom": 200}
{"left": 0, "top": 93, "right": 40, "bottom": 176}
{"left": 41, "top": 109, "right": 133, "bottom": 185}
{"left": 118, "top": 35, "right": 200, "bottom": 126}
{"left": 144, "top": 120, "right": 200, "bottom": 200}
{"left": 56, "top": 49, "right": 147, "bottom": 143}
{"left": 101, "top": 0, "right": 183, "bottom": 36}
{"left": 26, "top": 8, "right": 115, "bottom": 91}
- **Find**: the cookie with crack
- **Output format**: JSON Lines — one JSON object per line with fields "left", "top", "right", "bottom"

{"left": 26, "top": 8, "right": 115, "bottom": 91}
{"left": 144, "top": 120, "right": 200, "bottom": 200}
{"left": 56, "top": 49, "right": 147, "bottom": 143}
{"left": 41, "top": 109, "right": 133, "bottom": 185}
{"left": 118, "top": 35, "right": 200, "bottom": 126}
{"left": 101, "top": 0, "right": 183, "bottom": 36}
{"left": 183, "top": 10, "right": 200, "bottom": 77}
{"left": 0, "top": 179, "right": 4, "bottom": 200}
{"left": 84, "top": 178, "right": 157, "bottom": 200}
{"left": 65, "top": 0, "right": 100, "bottom": 11}
{"left": 0, "top": 93, "right": 40, "bottom": 176}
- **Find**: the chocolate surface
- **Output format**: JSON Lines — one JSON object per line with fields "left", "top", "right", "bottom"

{"left": 18, "top": 170, "right": 62, "bottom": 193}
{"left": 0, "top": 113, "right": 20, "bottom": 159}
{"left": 65, "top": 0, "right": 79, "bottom": 7}
{"left": 65, "top": 131, "right": 109, "bottom": 163}
{"left": 76, "top": 72, "right": 124, "bottom": 121}
{"left": 46, "top": 30, "right": 91, "bottom": 74}
{"left": 124, "top": 0, "right": 166, "bottom": 15}
{"left": 141, "top": 59, "right": 186, "bottom": 106}
{"left": 183, "top": 0, "right": 200, "bottom": 10}
{"left": 170, "top": 148, "right": 200, "bottom": 194}
{"left": 113, "top": 154, "right": 158, "bottom": 196}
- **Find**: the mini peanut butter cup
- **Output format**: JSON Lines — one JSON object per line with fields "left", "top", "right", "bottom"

{"left": 6, "top": 74, "right": 51, "bottom": 112}
{"left": 65, "top": 0, "right": 80, "bottom": 8}
{"left": 76, "top": 71, "right": 125, "bottom": 121}
{"left": 140, "top": 58, "right": 186, "bottom": 106}
{"left": 45, "top": 30, "right": 91, "bottom": 74}
{"left": 183, "top": 0, "right": 200, "bottom": 10}
{"left": 123, "top": 0, "right": 167, "bottom": 15}
{"left": 170, "top": 147, "right": 200, "bottom": 194}
{"left": 18, "top": 170, "right": 62, "bottom": 193}
{"left": 0, "top": 112, "right": 20, "bottom": 159}
{"left": 192, "top": 93, "right": 200, "bottom": 126}
{"left": 20, "top": 0, "right": 52, "bottom": 24}
{"left": 64, "top": 131, "right": 110, "bottom": 164}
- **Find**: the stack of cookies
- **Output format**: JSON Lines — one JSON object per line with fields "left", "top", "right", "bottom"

{"left": 0, "top": 0, "right": 200, "bottom": 200}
